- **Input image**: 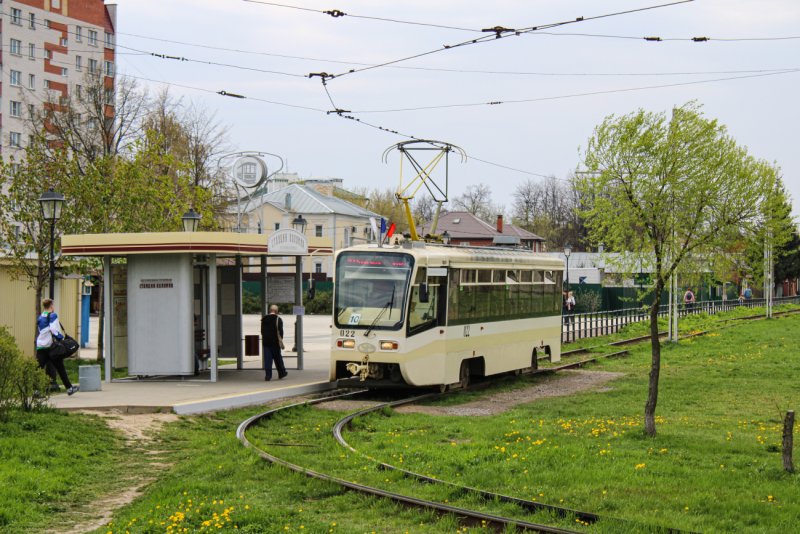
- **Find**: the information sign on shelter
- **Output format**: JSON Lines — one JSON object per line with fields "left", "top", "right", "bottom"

{"left": 268, "top": 229, "right": 308, "bottom": 255}
{"left": 268, "top": 275, "right": 295, "bottom": 303}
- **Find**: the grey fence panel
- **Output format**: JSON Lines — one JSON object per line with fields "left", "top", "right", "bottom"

{"left": 561, "top": 296, "right": 800, "bottom": 344}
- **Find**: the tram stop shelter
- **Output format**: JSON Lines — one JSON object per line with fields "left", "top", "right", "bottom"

{"left": 61, "top": 230, "right": 319, "bottom": 383}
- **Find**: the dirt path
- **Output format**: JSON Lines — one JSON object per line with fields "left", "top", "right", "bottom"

{"left": 318, "top": 370, "right": 624, "bottom": 415}
{"left": 396, "top": 370, "right": 625, "bottom": 416}
{"left": 55, "top": 411, "right": 178, "bottom": 534}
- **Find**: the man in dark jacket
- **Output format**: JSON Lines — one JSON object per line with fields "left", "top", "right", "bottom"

{"left": 261, "top": 304, "right": 287, "bottom": 381}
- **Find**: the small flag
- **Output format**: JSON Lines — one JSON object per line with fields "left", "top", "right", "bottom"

{"left": 369, "top": 217, "right": 378, "bottom": 240}
{"left": 380, "top": 218, "right": 387, "bottom": 234}
{"left": 387, "top": 222, "right": 396, "bottom": 238}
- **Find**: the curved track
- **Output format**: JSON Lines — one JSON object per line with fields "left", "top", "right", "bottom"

{"left": 236, "top": 309, "right": 787, "bottom": 532}
{"left": 237, "top": 389, "right": 586, "bottom": 533}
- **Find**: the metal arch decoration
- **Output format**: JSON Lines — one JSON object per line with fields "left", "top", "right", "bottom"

{"left": 382, "top": 140, "right": 466, "bottom": 241}
{"left": 217, "top": 151, "right": 285, "bottom": 232}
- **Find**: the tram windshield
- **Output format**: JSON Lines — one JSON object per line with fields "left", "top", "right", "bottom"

{"left": 334, "top": 252, "right": 413, "bottom": 330}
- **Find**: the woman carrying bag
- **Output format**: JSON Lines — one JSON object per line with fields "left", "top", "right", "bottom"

{"left": 36, "top": 298, "right": 79, "bottom": 395}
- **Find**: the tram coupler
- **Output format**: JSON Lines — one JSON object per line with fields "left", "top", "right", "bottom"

{"left": 345, "top": 355, "right": 371, "bottom": 381}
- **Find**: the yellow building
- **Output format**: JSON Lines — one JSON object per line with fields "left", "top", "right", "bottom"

{"left": 0, "top": 259, "right": 81, "bottom": 357}
{"left": 241, "top": 183, "right": 380, "bottom": 278}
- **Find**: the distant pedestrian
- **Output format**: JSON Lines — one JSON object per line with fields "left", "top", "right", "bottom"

{"left": 261, "top": 304, "right": 288, "bottom": 381}
{"left": 566, "top": 291, "right": 576, "bottom": 324}
{"left": 683, "top": 287, "right": 696, "bottom": 312}
{"left": 35, "top": 299, "right": 78, "bottom": 395}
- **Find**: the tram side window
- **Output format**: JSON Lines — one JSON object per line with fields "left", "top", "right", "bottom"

{"left": 448, "top": 269, "right": 461, "bottom": 322}
{"left": 409, "top": 268, "right": 438, "bottom": 334}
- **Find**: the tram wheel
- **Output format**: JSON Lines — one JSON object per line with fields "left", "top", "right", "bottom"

{"left": 458, "top": 360, "right": 471, "bottom": 389}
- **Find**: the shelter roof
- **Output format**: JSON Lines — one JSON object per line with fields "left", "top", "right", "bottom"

{"left": 61, "top": 232, "right": 331, "bottom": 257}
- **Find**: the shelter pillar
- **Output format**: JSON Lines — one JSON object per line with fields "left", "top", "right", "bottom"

{"left": 103, "top": 256, "right": 112, "bottom": 383}
{"left": 295, "top": 255, "right": 304, "bottom": 370}
{"left": 209, "top": 254, "right": 218, "bottom": 382}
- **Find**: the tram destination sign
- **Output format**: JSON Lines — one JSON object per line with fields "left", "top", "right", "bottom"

{"left": 343, "top": 253, "right": 412, "bottom": 268}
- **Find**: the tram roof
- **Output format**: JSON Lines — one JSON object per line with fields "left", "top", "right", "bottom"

{"left": 341, "top": 243, "right": 565, "bottom": 270}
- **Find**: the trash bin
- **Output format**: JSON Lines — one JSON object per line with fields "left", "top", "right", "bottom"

{"left": 244, "top": 335, "right": 260, "bottom": 356}
{"left": 78, "top": 365, "right": 101, "bottom": 392}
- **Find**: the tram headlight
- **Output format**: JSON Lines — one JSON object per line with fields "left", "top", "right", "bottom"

{"left": 337, "top": 339, "right": 356, "bottom": 349}
{"left": 379, "top": 340, "right": 398, "bottom": 351}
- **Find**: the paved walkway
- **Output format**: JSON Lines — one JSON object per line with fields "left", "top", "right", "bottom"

{"left": 49, "top": 314, "right": 337, "bottom": 414}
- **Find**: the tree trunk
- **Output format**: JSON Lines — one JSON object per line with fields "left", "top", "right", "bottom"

{"left": 96, "top": 280, "right": 104, "bottom": 362}
{"left": 645, "top": 279, "right": 665, "bottom": 437}
{"left": 783, "top": 410, "right": 795, "bottom": 473}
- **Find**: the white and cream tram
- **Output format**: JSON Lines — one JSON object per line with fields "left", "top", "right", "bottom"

{"left": 331, "top": 242, "right": 564, "bottom": 388}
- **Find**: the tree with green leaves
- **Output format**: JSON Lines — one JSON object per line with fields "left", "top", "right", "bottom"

{"left": 0, "top": 132, "right": 213, "bottom": 355}
{"left": 743, "top": 178, "right": 797, "bottom": 295}
{"left": 577, "top": 101, "right": 780, "bottom": 437}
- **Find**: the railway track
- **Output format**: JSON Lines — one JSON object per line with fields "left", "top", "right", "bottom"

{"left": 236, "top": 309, "right": 797, "bottom": 532}
{"left": 237, "top": 389, "right": 588, "bottom": 533}
{"left": 237, "top": 349, "right": 688, "bottom": 532}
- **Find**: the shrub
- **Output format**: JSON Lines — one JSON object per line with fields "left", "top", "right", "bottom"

{"left": 305, "top": 290, "right": 332, "bottom": 315}
{"left": 14, "top": 355, "right": 51, "bottom": 412}
{"left": 0, "top": 326, "right": 50, "bottom": 419}
{"left": 575, "top": 288, "right": 602, "bottom": 313}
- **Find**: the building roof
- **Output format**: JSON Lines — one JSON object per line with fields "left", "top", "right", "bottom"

{"left": 254, "top": 184, "right": 379, "bottom": 218}
{"left": 418, "top": 211, "right": 544, "bottom": 241}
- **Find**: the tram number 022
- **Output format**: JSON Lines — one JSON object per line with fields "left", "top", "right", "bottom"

{"left": 339, "top": 329, "right": 356, "bottom": 338}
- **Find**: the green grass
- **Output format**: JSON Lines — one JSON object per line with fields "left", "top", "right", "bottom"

{"left": 3, "top": 307, "right": 799, "bottom": 533}
{"left": 340, "top": 311, "right": 800, "bottom": 533}
{"left": 0, "top": 409, "right": 134, "bottom": 532}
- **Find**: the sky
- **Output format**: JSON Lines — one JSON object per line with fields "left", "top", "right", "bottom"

{"left": 113, "top": 0, "right": 800, "bottom": 220}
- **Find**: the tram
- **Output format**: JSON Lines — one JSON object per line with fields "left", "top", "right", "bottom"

{"left": 330, "top": 242, "right": 564, "bottom": 388}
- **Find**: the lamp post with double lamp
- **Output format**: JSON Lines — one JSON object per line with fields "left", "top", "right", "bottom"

{"left": 181, "top": 208, "right": 201, "bottom": 232}
{"left": 38, "top": 188, "right": 65, "bottom": 300}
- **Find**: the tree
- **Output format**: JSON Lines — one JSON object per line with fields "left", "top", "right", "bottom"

{"left": 743, "top": 178, "right": 797, "bottom": 293}
{"left": 577, "top": 102, "right": 777, "bottom": 437}
{"left": 452, "top": 184, "right": 502, "bottom": 222}
{"left": 24, "top": 78, "right": 229, "bottom": 358}
{"left": 511, "top": 175, "right": 586, "bottom": 250}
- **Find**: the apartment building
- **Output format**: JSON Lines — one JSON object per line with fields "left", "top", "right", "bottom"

{"left": 2, "top": 0, "right": 116, "bottom": 154}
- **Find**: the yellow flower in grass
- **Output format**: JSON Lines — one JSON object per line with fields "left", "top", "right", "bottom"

{"left": 635, "top": 463, "right": 646, "bottom": 470}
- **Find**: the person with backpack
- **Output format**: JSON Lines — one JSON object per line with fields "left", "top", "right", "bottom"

{"left": 35, "top": 298, "right": 78, "bottom": 395}
{"left": 260, "top": 304, "right": 288, "bottom": 381}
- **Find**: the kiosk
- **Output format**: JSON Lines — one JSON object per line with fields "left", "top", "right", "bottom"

{"left": 61, "top": 230, "right": 321, "bottom": 382}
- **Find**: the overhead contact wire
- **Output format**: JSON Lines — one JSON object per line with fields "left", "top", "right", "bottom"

{"left": 348, "top": 69, "right": 800, "bottom": 113}
{"left": 326, "top": 0, "right": 696, "bottom": 79}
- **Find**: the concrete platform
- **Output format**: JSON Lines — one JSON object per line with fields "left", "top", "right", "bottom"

{"left": 49, "top": 314, "right": 339, "bottom": 415}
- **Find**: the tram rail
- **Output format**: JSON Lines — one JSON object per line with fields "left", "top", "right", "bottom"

{"left": 235, "top": 307, "right": 795, "bottom": 532}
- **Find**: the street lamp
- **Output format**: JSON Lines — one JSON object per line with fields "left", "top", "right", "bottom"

{"left": 441, "top": 230, "right": 450, "bottom": 245}
{"left": 38, "top": 188, "right": 64, "bottom": 300}
{"left": 181, "top": 208, "right": 201, "bottom": 232}
{"left": 292, "top": 214, "right": 307, "bottom": 234}
{"left": 563, "top": 243, "right": 572, "bottom": 291}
